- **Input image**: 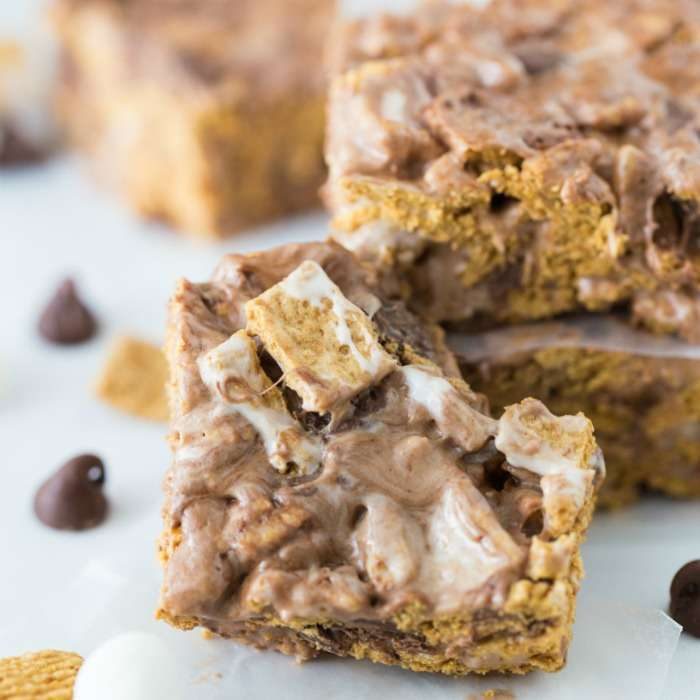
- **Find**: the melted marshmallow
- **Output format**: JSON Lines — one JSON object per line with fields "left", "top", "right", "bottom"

{"left": 198, "top": 332, "right": 321, "bottom": 474}
{"left": 401, "top": 365, "right": 454, "bottom": 423}
{"left": 332, "top": 220, "right": 427, "bottom": 269}
{"left": 401, "top": 365, "right": 498, "bottom": 452}
{"left": 418, "top": 476, "right": 524, "bottom": 612}
{"left": 380, "top": 88, "right": 409, "bottom": 123}
{"left": 495, "top": 399, "right": 594, "bottom": 514}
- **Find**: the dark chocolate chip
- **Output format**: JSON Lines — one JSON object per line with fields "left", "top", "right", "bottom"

{"left": 513, "top": 44, "right": 562, "bottom": 75}
{"left": 38, "top": 279, "right": 97, "bottom": 345}
{"left": 669, "top": 560, "right": 700, "bottom": 637}
{"left": 0, "top": 122, "right": 46, "bottom": 166}
{"left": 33, "top": 454, "right": 109, "bottom": 531}
{"left": 373, "top": 301, "right": 435, "bottom": 360}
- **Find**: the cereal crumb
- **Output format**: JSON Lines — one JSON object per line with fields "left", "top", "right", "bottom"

{"left": 468, "top": 690, "right": 515, "bottom": 700}
{"left": 95, "top": 336, "right": 168, "bottom": 421}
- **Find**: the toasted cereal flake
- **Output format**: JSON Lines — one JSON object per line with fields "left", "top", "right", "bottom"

{"left": 246, "top": 261, "right": 396, "bottom": 415}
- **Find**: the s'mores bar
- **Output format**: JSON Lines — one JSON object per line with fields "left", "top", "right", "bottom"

{"left": 326, "top": 0, "right": 700, "bottom": 340}
{"left": 157, "top": 241, "right": 603, "bottom": 675}
{"left": 53, "top": 0, "right": 333, "bottom": 237}
{"left": 455, "top": 316, "right": 700, "bottom": 507}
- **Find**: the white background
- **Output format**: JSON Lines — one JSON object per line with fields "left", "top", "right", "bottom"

{"left": 1, "top": 2, "right": 699, "bottom": 698}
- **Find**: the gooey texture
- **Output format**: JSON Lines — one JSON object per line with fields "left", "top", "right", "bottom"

{"left": 325, "top": 0, "right": 700, "bottom": 341}
{"left": 160, "top": 249, "right": 599, "bottom": 631}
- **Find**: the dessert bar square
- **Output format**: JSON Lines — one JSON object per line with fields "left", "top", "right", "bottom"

{"left": 157, "top": 241, "right": 603, "bottom": 675}
{"left": 455, "top": 316, "right": 700, "bottom": 507}
{"left": 53, "top": 0, "right": 333, "bottom": 237}
{"left": 326, "top": 0, "right": 700, "bottom": 340}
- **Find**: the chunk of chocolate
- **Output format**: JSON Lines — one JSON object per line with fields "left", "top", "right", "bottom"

{"left": 34, "top": 454, "right": 108, "bottom": 531}
{"left": 38, "top": 279, "right": 97, "bottom": 345}
{"left": 670, "top": 560, "right": 700, "bottom": 638}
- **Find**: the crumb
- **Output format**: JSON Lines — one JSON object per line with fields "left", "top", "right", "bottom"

{"left": 193, "top": 670, "right": 223, "bottom": 684}
{"left": 468, "top": 690, "right": 515, "bottom": 700}
{"left": 95, "top": 336, "right": 169, "bottom": 421}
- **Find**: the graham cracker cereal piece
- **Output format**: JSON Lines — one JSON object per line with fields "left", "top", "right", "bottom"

{"left": 0, "top": 650, "right": 83, "bottom": 699}
{"left": 496, "top": 398, "right": 598, "bottom": 537}
{"left": 245, "top": 261, "right": 396, "bottom": 415}
{"left": 197, "top": 330, "right": 321, "bottom": 475}
{"left": 95, "top": 336, "right": 169, "bottom": 421}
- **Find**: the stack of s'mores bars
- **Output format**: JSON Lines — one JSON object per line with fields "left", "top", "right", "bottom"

{"left": 50, "top": 0, "right": 700, "bottom": 680}
{"left": 325, "top": 0, "right": 700, "bottom": 507}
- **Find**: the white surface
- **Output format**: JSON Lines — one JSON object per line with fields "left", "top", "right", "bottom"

{"left": 1, "top": 3, "right": 696, "bottom": 698}
{"left": 1, "top": 157, "right": 699, "bottom": 700}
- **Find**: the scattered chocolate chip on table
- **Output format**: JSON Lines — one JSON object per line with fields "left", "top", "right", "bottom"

{"left": 38, "top": 278, "right": 97, "bottom": 345}
{"left": 34, "top": 454, "right": 109, "bottom": 531}
{"left": 670, "top": 560, "right": 700, "bottom": 638}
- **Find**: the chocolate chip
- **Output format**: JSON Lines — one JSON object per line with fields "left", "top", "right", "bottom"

{"left": 38, "top": 279, "right": 97, "bottom": 344}
{"left": 373, "top": 301, "right": 435, "bottom": 360}
{"left": 0, "top": 122, "right": 46, "bottom": 166}
{"left": 513, "top": 43, "right": 562, "bottom": 75}
{"left": 33, "top": 454, "right": 108, "bottom": 531}
{"left": 669, "top": 560, "right": 700, "bottom": 637}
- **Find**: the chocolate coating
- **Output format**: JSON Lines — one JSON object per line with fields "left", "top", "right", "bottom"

{"left": 158, "top": 241, "right": 601, "bottom": 659}
{"left": 38, "top": 279, "right": 97, "bottom": 345}
{"left": 33, "top": 454, "right": 108, "bottom": 531}
{"left": 670, "top": 560, "right": 700, "bottom": 638}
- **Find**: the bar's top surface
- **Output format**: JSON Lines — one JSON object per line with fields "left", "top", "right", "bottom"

{"left": 54, "top": 0, "right": 334, "bottom": 96}
{"left": 329, "top": 0, "right": 700, "bottom": 175}
{"left": 326, "top": 0, "right": 700, "bottom": 339}
{"left": 160, "top": 242, "right": 601, "bottom": 626}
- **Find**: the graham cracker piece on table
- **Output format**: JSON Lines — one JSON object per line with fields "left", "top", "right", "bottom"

{"left": 95, "top": 336, "right": 168, "bottom": 421}
{"left": 0, "top": 650, "right": 83, "bottom": 699}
